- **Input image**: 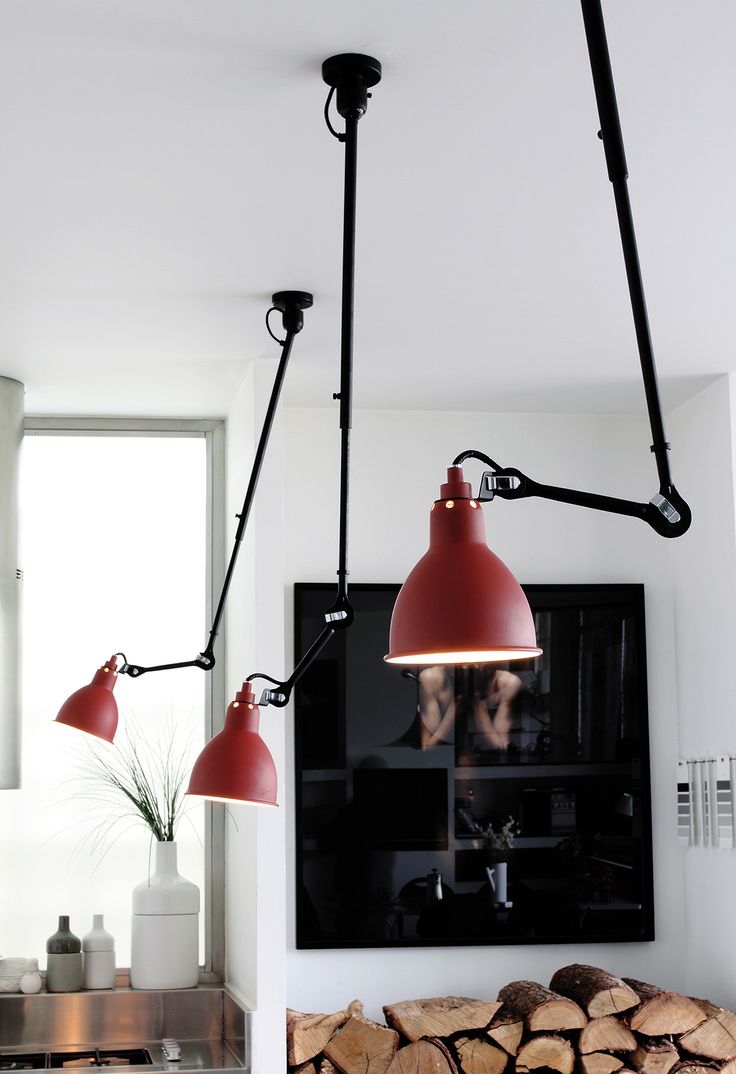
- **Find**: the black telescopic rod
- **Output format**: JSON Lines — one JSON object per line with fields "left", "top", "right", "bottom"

{"left": 334, "top": 111, "right": 358, "bottom": 610}
{"left": 321, "top": 53, "right": 381, "bottom": 622}
{"left": 580, "top": 0, "right": 674, "bottom": 495}
{"left": 333, "top": 113, "right": 358, "bottom": 618}
{"left": 247, "top": 56, "right": 382, "bottom": 707}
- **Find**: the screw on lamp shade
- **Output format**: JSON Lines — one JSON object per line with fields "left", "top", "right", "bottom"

{"left": 187, "top": 683, "right": 278, "bottom": 806}
{"left": 54, "top": 656, "right": 120, "bottom": 743}
{"left": 385, "top": 466, "right": 542, "bottom": 665}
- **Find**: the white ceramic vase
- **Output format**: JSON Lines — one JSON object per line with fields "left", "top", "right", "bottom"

{"left": 130, "top": 841, "right": 199, "bottom": 990}
{"left": 486, "top": 861, "right": 509, "bottom": 904}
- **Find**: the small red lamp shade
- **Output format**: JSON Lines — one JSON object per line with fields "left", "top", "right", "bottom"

{"left": 187, "top": 682, "right": 278, "bottom": 806}
{"left": 55, "top": 656, "right": 120, "bottom": 742}
{"left": 385, "top": 466, "right": 542, "bottom": 665}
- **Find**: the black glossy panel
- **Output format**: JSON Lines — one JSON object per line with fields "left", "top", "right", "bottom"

{"left": 295, "top": 583, "right": 654, "bottom": 949}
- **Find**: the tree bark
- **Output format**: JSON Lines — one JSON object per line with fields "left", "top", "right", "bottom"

{"left": 669, "top": 1063, "right": 721, "bottom": 1074}
{"left": 383, "top": 997, "right": 501, "bottom": 1042}
{"left": 497, "top": 981, "right": 587, "bottom": 1031}
{"left": 550, "top": 965, "right": 640, "bottom": 1019}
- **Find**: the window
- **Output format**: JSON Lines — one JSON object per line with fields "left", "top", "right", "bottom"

{"left": 0, "top": 419, "right": 224, "bottom": 975}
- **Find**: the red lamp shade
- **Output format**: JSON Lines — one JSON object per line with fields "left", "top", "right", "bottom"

{"left": 187, "top": 683, "right": 278, "bottom": 806}
{"left": 55, "top": 656, "right": 120, "bottom": 742}
{"left": 385, "top": 466, "right": 542, "bottom": 664}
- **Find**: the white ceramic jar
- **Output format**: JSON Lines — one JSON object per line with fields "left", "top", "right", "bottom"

{"left": 82, "top": 915, "right": 116, "bottom": 990}
{"left": 130, "top": 841, "right": 199, "bottom": 990}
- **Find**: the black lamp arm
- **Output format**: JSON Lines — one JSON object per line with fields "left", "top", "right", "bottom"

{"left": 246, "top": 588, "right": 356, "bottom": 708}
{"left": 451, "top": 1, "right": 692, "bottom": 541}
{"left": 580, "top": 0, "right": 688, "bottom": 509}
{"left": 117, "top": 290, "right": 313, "bottom": 681}
{"left": 246, "top": 621, "right": 340, "bottom": 709}
{"left": 470, "top": 463, "right": 691, "bottom": 539}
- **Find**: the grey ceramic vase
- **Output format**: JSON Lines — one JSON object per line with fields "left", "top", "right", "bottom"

{"left": 46, "top": 915, "right": 83, "bottom": 992}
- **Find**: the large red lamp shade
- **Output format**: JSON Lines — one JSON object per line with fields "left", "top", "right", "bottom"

{"left": 55, "top": 656, "right": 120, "bottom": 743}
{"left": 187, "top": 683, "right": 278, "bottom": 806}
{"left": 385, "top": 466, "right": 542, "bottom": 665}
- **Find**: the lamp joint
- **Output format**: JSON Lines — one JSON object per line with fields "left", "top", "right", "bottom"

{"left": 325, "top": 591, "right": 355, "bottom": 630}
{"left": 478, "top": 470, "right": 524, "bottom": 501}
{"left": 260, "top": 688, "right": 288, "bottom": 707}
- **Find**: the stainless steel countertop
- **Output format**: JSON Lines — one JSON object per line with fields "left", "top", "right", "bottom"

{"left": 0, "top": 988, "right": 249, "bottom": 1074}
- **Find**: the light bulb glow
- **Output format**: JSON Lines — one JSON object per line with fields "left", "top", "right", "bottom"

{"left": 385, "top": 647, "right": 541, "bottom": 665}
{"left": 186, "top": 791, "right": 277, "bottom": 807}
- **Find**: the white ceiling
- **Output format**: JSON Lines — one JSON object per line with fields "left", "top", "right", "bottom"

{"left": 0, "top": 0, "right": 733, "bottom": 417}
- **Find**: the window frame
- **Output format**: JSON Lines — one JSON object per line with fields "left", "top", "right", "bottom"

{"left": 23, "top": 415, "right": 226, "bottom": 981}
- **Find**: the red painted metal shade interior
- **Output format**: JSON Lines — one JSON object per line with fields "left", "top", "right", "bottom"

{"left": 54, "top": 656, "right": 120, "bottom": 743}
{"left": 386, "top": 466, "right": 542, "bottom": 664}
{"left": 187, "top": 682, "right": 278, "bottom": 806}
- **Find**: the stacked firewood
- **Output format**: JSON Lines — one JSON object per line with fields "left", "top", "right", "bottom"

{"left": 287, "top": 964, "right": 736, "bottom": 1074}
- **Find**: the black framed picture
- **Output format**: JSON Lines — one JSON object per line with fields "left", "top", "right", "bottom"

{"left": 294, "top": 582, "right": 654, "bottom": 949}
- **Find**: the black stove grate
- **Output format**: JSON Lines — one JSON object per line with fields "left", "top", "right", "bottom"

{"left": 49, "top": 1051, "right": 152, "bottom": 1069}
{"left": 0, "top": 1056, "right": 47, "bottom": 1071}
{"left": 0, "top": 1051, "right": 153, "bottom": 1071}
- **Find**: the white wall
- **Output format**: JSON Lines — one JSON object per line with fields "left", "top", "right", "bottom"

{"left": 224, "top": 360, "right": 288, "bottom": 1072}
{"left": 282, "top": 406, "right": 686, "bottom": 1021}
{"left": 669, "top": 375, "right": 736, "bottom": 1006}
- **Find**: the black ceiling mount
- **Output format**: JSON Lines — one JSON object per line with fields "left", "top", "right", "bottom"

{"left": 272, "top": 290, "right": 313, "bottom": 334}
{"left": 322, "top": 53, "right": 382, "bottom": 118}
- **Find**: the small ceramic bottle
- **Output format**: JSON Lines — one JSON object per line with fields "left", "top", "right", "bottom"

{"left": 82, "top": 915, "right": 116, "bottom": 990}
{"left": 46, "top": 916, "right": 83, "bottom": 993}
{"left": 20, "top": 958, "right": 43, "bottom": 995}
